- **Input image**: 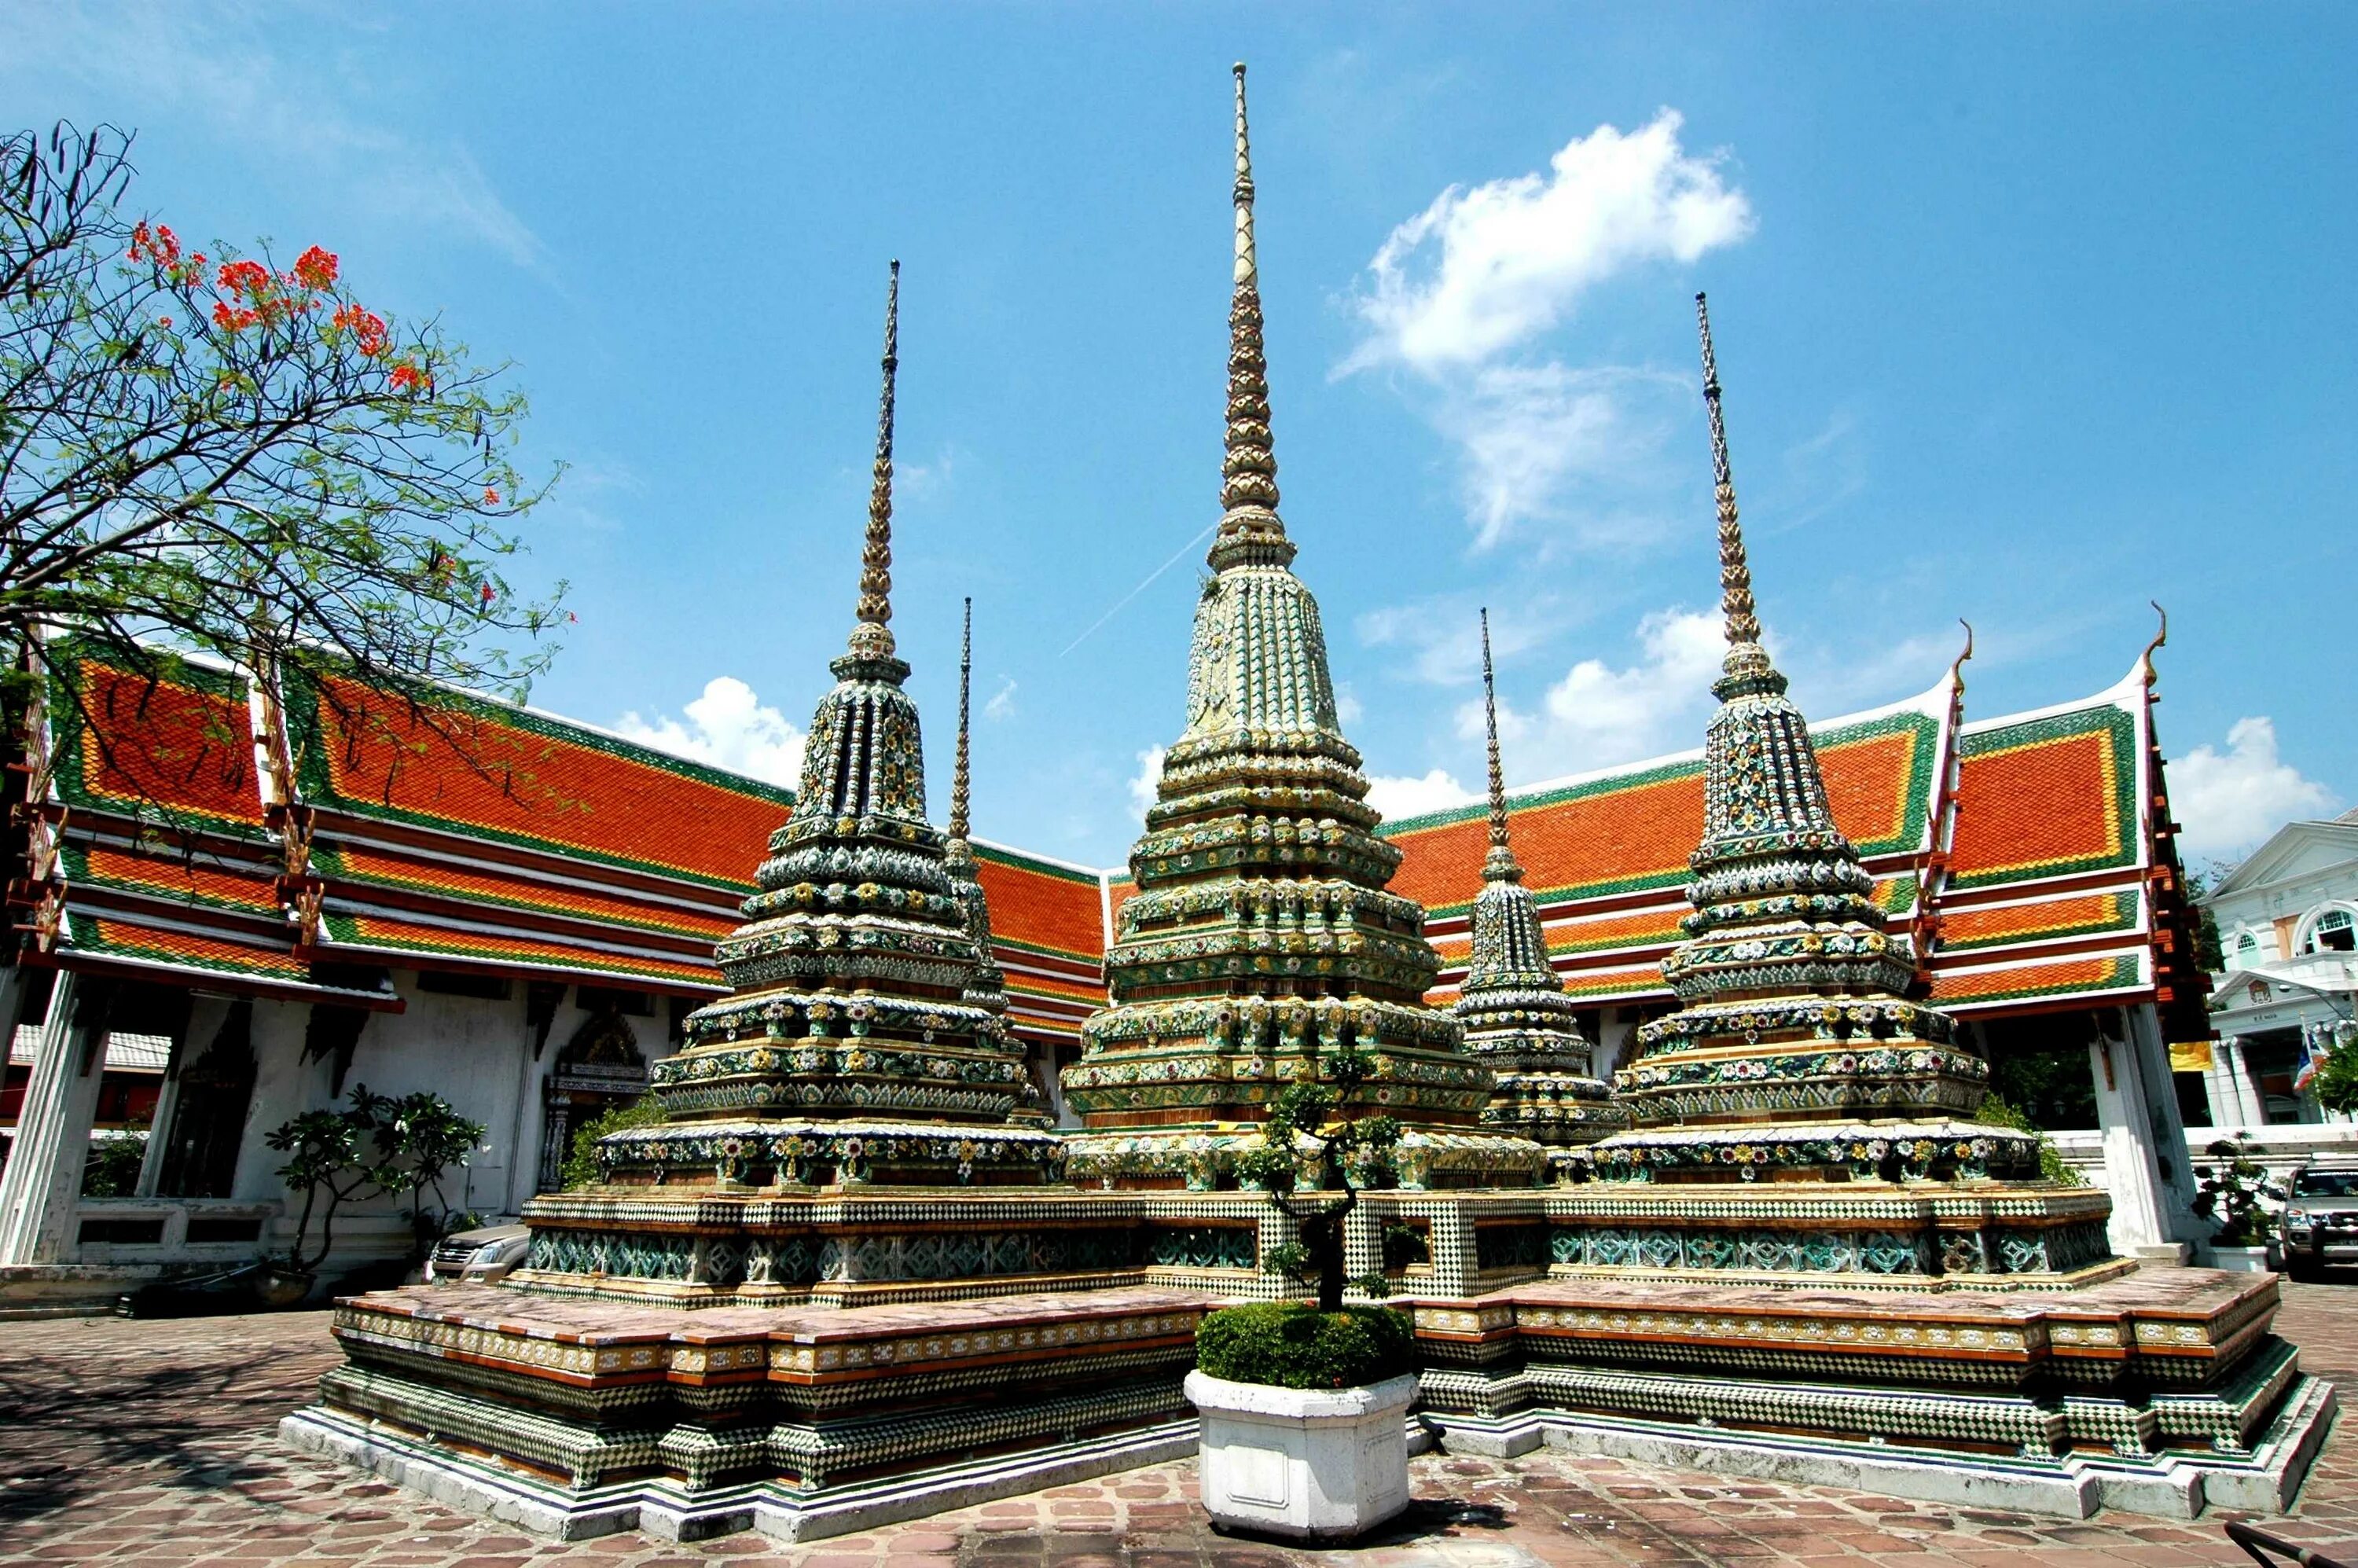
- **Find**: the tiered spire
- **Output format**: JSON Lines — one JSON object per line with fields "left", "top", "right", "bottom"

{"left": 1208, "top": 63, "right": 1295, "bottom": 573}
{"left": 1604, "top": 296, "right": 1986, "bottom": 1137}
{"left": 1063, "top": 64, "right": 1532, "bottom": 1192}
{"left": 945, "top": 598, "right": 1012, "bottom": 1022}
{"left": 845, "top": 261, "right": 901, "bottom": 666}
{"left": 601, "top": 264, "right": 1058, "bottom": 1190}
{"left": 1456, "top": 611, "right": 1626, "bottom": 1153}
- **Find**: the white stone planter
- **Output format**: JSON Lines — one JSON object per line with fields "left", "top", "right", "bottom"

{"left": 1184, "top": 1369, "right": 1417, "bottom": 1540}
{"left": 2212, "top": 1243, "right": 2275, "bottom": 1273}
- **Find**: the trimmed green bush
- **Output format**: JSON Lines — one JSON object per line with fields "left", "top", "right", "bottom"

{"left": 1195, "top": 1302, "right": 1416, "bottom": 1390}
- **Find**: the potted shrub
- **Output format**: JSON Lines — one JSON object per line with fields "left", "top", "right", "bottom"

{"left": 1185, "top": 1046, "right": 1418, "bottom": 1540}
{"left": 1186, "top": 1302, "right": 1419, "bottom": 1540}
{"left": 2193, "top": 1135, "right": 2284, "bottom": 1272}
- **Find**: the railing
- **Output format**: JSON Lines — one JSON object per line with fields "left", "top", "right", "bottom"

{"left": 2228, "top": 1521, "right": 2353, "bottom": 1566}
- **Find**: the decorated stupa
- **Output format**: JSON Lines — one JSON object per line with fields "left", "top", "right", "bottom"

{"left": 595, "top": 264, "right": 1059, "bottom": 1188}
{"left": 1060, "top": 65, "right": 1537, "bottom": 1192}
{"left": 1457, "top": 611, "right": 1630, "bottom": 1165}
{"left": 1585, "top": 294, "right": 2061, "bottom": 1211}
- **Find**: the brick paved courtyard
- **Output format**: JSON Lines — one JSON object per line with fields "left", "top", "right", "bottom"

{"left": 5, "top": 1283, "right": 2356, "bottom": 1568}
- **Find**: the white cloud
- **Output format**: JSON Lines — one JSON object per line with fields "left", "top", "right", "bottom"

{"left": 1335, "top": 685, "right": 1365, "bottom": 726}
{"left": 1342, "top": 111, "right": 1752, "bottom": 549}
{"left": 1365, "top": 770, "right": 1481, "bottom": 823}
{"left": 2171, "top": 718, "right": 2338, "bottom": 862}
{"left": 983, "top": 678, "right": 1018, "bottom": 722}
{"left": 1475, "top": 608, "right": 1726, "bottom": 779}
{"left": 1129, "top": 745, "right": 1167, "bottom": 822}
{"left": 615, "top": 678, "right": 806, "bottom": 788}
{"left": 1350, "top": 111, "right": 1754, "bottom": 375}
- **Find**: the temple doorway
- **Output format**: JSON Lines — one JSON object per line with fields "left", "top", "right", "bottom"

{"left": 534, "top": 1003, "right": 648, "bottom": 1192}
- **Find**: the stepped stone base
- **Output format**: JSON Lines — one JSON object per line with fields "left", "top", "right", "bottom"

{"left": 282, "top": 1193, "right": 2330, "bottom": 1534}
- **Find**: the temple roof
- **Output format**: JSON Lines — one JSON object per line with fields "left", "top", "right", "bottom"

{"left": 12, "top": 641, "right": 2187, "bottom": 1036}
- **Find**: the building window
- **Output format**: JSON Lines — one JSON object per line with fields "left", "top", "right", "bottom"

{"left": 2302, "top": 907, "right": 2356, "bottom": 955}
{"left": 417, "top": 969, "right": 515, "bottom": 1001}
{"left": 2228, "top": 929, "right": 2263, "bottom": 971}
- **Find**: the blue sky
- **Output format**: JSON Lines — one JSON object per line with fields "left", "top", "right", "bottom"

{"left": 11, "top": 5, "right": 2351, "bottom": 872}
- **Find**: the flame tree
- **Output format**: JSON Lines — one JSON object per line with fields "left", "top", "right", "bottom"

{"left": 0, "top": 121, "right": 563, "bottom": 758}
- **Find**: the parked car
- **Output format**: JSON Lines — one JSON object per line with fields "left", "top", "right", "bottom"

{"left": 424, "top": 1222, "right": 531, "bottom": 1284}
{"left": 2278, "top": 1164, "right": 2358, "bottom": 1280}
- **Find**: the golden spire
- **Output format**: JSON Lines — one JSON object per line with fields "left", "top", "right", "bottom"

{"left": 848, "top": 260, "right": 900, "bottom": 662}
{"left": 1481, "top": 608, "right": 1521, "bottom": 882}
{"left": 1695, "top": 292, "right": 1779, "bottom": 694}
{"left": 1210, "top": 62, "right": 1295, "bottom": 572}
{"left": 950, "top": 597, "right": 973, "bottom": 841}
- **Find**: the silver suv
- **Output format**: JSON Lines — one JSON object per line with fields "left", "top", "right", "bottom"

{"left": 424, "top": 1222, "right": 531, "bottom": 1284}
{"left": 2279, "top": 1164, "right": 2358, "bottom": 1280}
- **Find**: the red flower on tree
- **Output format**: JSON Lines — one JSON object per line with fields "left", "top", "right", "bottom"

{"left": 289, "top": 245, "right": 339, "bottom": 290}
{"left": 331, "top": 303, "right": 389, "bottom": 358}
{"left": 215, "top": 259, "right": 271, "bottom": 297}
{"left": 482, "top": 487, "right": 499, "bottom": 506}
{"left": 388, "top": 363, "right": 425, "bottom": 393}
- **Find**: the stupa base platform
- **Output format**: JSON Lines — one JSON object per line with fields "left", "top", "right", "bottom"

{"left": 283, "top": 1283, "right": 1213, "bottom": 1540}
{"left": 280, "top": 1399, "right": 1202, "bottom": 1543}
{"left": 1405, "top": 1268, "right": 2333, "bottom": 1518}
{"left": 1417, "top": 1372, "right": 2333, "bottom": 1520}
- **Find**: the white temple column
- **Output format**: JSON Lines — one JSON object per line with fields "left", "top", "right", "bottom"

{"left": 2122, "top": 1002, "right": 2204, "bottom": 1245}
{"left": 2203, "top": 1037, "right": 2246, "bottom": 1131}
{"left": 0, "top": 972, "right": 106, "bottom": 1265}
{"left": 135, "top": 995, "right": 226, "bottom": 1199}
{"left": 2085, "top": 1008, "right": 2180, "bottom": 1258}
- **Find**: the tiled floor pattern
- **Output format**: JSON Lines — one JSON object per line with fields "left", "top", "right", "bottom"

{"left": 4, "top": 1280, "right": 2356, "bottom": 1567}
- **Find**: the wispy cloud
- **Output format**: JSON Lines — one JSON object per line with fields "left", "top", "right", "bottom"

{"left": 983, "top": 677, "right": 1018, "bottom": 722}
{"left": 1342, "top": 110, "right": 1752, "bottom": 549}
{"left": 5, "top": 4, "right": 545, "bottom": 268}
{"left": 2172, "top": 718, "right": 2339, "bottom": 865}
{"left": 616, "top": 678, "right": 806, "bottom": 788}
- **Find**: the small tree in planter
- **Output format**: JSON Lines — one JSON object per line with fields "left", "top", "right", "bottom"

{"left": 2193, "top": 1135, "right": 2284, "bottom": 1269}
{"left": 1192, "top": 1045, "right": 1421, "bottom": 1540}
{"left": 1233, "top": 1043, "right": 1400, "bottom": 1311}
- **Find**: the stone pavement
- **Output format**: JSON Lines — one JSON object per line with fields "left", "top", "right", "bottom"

{"left": 4, "top": 1282, "right": 2356, "bottom": 1568}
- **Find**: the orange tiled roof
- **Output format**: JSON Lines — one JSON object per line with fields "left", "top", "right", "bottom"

{"left": 314, "top": 843, "right": 737, "bottom": 942}
{"left": 1387, "top": 706, "right": 1944, "bottom": 919}
{"left": 1949, "top": 702, "right": 2139, "bottom": 890}
{"left": 1928, "top": 952, "right": 2145, "bottom": 1009}
{"left": 973, "top": 846, "right": 1106, "bottom": 963}
{"left": 290, "top": 671, "right": 791, "bottom": 890}
{"left": 49, "top": 648, "right": 265, "bottom": 834}
{"left": 1937, "top": 891, "right": 2140, "bottom": 953}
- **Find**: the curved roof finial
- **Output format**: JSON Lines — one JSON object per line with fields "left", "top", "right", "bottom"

{"left": 848, "top": 260, "right": 900, "bottom": 661}
{"left": 951, "top": 597, "right": 973, "bottom": 841}
{"left": 1947, "top": 619, "right": 1975, "bottom": 689}
{"left": 2139, "top": 600, "right": 2168, "bottom": 685}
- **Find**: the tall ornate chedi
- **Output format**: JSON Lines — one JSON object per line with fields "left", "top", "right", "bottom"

{"left": 1458, "top": 611, "right": 1629, "bottom": 1162}
{"left": 599, "top": 264, "right": 1060, "bottom": 1188}
{"left": 1061, "top": 64, "right": 1535, "bottom": 1192}
{"left": 1592, "top": 295, "right": 2033, "bottom": 1188}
